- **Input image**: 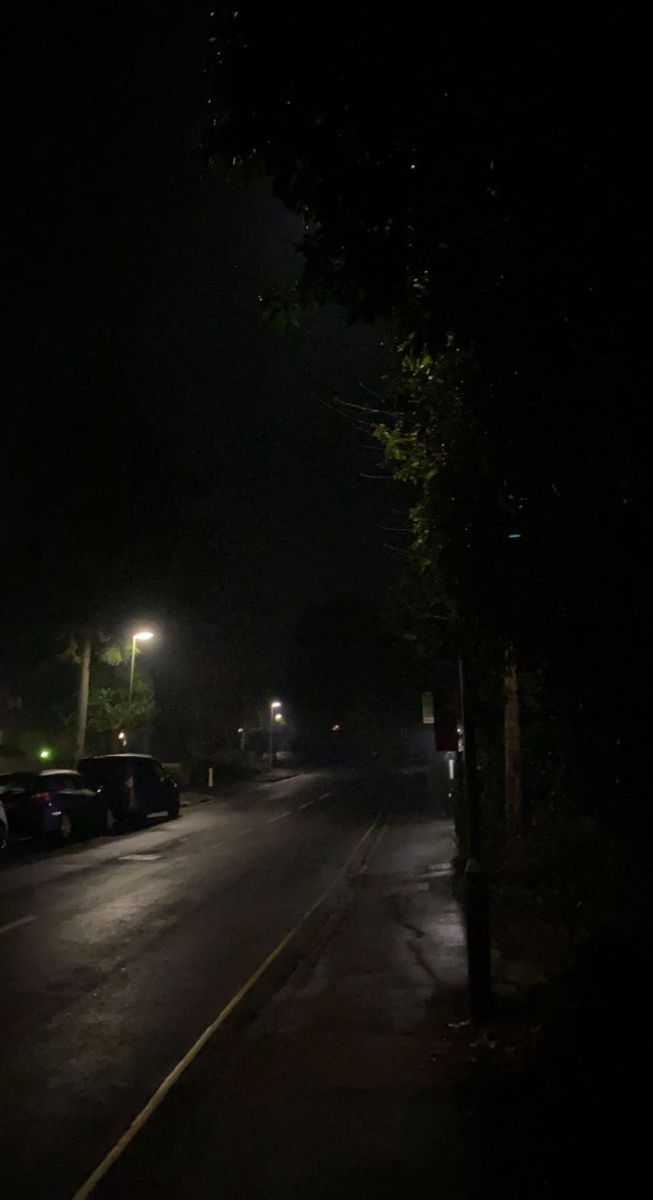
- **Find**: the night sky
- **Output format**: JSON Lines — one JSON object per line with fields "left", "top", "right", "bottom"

{"left": 5, "top": 5, "right": 392, "bottom": 696}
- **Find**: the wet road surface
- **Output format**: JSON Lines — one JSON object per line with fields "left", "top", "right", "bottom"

{"left": 0, "top": 768, "right": 428, "bottom": 1199}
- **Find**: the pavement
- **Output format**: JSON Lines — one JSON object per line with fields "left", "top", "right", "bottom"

{"left": 0, "top": 763, "right": 467, "bottom": 1199}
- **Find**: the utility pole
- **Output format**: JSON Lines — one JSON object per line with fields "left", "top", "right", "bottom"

{"left": 75, "top": 628, "right": 92, "bottom": 762}
{"left": 458, "top": 654, "right": 493, "bottom": 1020}
{"left": 504, "top": 642, "right": 522, "bottom": 840}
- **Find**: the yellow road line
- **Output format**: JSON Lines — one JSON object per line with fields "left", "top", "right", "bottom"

{"left": 71, "top": 809, "right": 385, "bottom": 1200}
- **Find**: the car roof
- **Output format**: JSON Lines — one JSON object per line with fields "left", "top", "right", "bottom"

{"left": 41, "top": 768, "right": 79, "bottom": 776}
{"left": 80, "top": 754, "right": 155, "bottom": 761}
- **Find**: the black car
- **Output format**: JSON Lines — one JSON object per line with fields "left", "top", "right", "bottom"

{"left": 77, "top": 754, "right": 181, "bottom": 829}
{"left": 0, "top": 769, "right": 106, "bottom": 844}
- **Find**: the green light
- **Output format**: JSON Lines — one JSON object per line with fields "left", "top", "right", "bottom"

{"left": 39, "top": 747, "right": 52, "bottom": 760}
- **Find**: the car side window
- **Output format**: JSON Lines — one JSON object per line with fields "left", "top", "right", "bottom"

{"left": 0, "top": 774, "right": 33, "bottom": 796}
{"left": 43, "top": 776, "right": 65, "bottom": 791}
{"left": 151, "top": 762, "right": 166, "bottom": 782}
{"left": 135, "top": 761, "right": 164, "bottom": 785}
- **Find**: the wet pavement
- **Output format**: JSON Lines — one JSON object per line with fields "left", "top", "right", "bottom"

{"left": 94, "top": 770, "right": 467, "bottom": 1199}
{"left": 0, "top": 766, "right": 461, "bottom": 1199}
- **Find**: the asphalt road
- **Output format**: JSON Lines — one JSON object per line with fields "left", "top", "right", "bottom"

{"left": 0, "top": 768, "right": 402, "bottom": 1199}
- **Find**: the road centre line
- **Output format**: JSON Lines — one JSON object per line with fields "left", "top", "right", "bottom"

{"left": 0, "top": 914, "right": 37, "bottom": 937}
{"left": 267, "top": 810, "right": 292, "bottom": 823}
{"left": 71, "top": 807, "right": 386, "bottom": 1200}
{"left": 298, "top": 791, "right": 332, "bottom": 810}
{"left": 118, "top": 854, "right": 162, "bottom": 863}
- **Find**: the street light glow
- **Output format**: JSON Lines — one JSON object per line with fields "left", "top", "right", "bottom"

{"left": 39, "top": 747, "right": 52, "bottom": 760}
{"left": 270, "top": 700, "right": 282, "bottom": 709}
{"left": 130, "top": 630, "right": 155, "bottom": 705}
{"left": 274, "top": 712, "right": 284, "bottom": 723}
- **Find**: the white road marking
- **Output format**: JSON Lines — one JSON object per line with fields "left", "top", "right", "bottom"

{"left": 299, "top": 792, "right": 332, "bottom": 810}
{"left": 118, "top": 854, "right": 162, "bottom": 863}
{"left": 212, "top": 827, "right": 254, "bottom": 850}
{"left": 267, "top": 810, "right": 292, "bottom": 823}
{"left": 0, "top": 914, "right": 37, "bottom": 937}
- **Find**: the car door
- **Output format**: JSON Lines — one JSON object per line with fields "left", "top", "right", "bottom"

{"left": 56, "top": 772, "right": 87, "bottom": 814}
{"left": 134, "top": 759, "right": 166, "bottom": 814}
{"left": 62, "top": 771, "right": 101, "bottom": 832}
{"left": 0, "top": 773, "right": 39, "bottom": 836}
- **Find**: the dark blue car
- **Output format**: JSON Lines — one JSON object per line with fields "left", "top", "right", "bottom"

{"left": 0, "top": 769, "right": 106, "bottom": 844}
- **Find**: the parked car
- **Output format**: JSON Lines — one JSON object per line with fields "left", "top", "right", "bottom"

{"left": 0, "top": 769, "right": 106, "bottom": 844}
{"left": 77, "top": 754, "right": 181, "bottom": 828}
{"left": 0, "top": 796, "right": 7, "bottom": 850}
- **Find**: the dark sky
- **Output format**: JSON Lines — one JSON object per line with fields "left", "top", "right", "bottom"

{"left": 5, "top": 4, "right": 392, "bottom": 693}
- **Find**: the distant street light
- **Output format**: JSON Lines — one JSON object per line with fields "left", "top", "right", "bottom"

{"left": 269, "top": 700, "right": 282, "bottom": 766}
{"left": 129, "top": 630, "right": 154, "bottom": 703}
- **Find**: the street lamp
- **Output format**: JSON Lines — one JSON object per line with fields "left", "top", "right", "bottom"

{"left": 269, "top": 700, "right": 282, "bottom": 766}
{"left": 129, "top": 630, "right": 154, "bottom": 702}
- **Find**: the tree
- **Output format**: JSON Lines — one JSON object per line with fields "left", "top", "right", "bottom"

{"left": 87, "top": 676, "right": 154, "bottom": 749}
{"left": 208, "top": 7, "right": 646, "bottom": 827}
{"left": 62, "top": 631, "right": 155, "bottom": 754}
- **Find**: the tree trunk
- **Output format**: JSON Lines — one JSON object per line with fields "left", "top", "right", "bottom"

{"left": 75, "top": 629, "right": 92, "bottom": 762}
{"left": 504, "top": 642, "right": 522, "bottom": 839}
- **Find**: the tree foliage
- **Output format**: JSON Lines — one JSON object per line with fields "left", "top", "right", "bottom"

{"left": 208, "top": 6, "right": 646, "bottom": 815}
{"left": 87, "top": 676, "right": 154, "bottom": 736}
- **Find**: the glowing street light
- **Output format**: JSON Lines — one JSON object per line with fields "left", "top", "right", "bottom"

{"left": 129, "top": 630, "right": 155, "bottom": 702}
{"left": 269, "top": 700, "right": 282, "bottom": 766}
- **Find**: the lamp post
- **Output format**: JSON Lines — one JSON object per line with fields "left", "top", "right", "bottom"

{"left": 129, "top": 630, "right": 154, "bottom": 703}
{"left": 269, "top": 700, "right": 282, "bottom": 766}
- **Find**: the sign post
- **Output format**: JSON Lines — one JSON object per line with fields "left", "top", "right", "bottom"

{"left": 421, "top": 691, "right": 438, "bottom": 799}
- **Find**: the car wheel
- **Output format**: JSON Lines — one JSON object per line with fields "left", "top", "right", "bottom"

{"left": 104, "top": 806, "right": 119, "bottom": 835}
{"left": 167, "top": 800, "right": 180, "bottom": 820}
{"left": 59, "top": 812, "right": 73, "bottom": 843}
